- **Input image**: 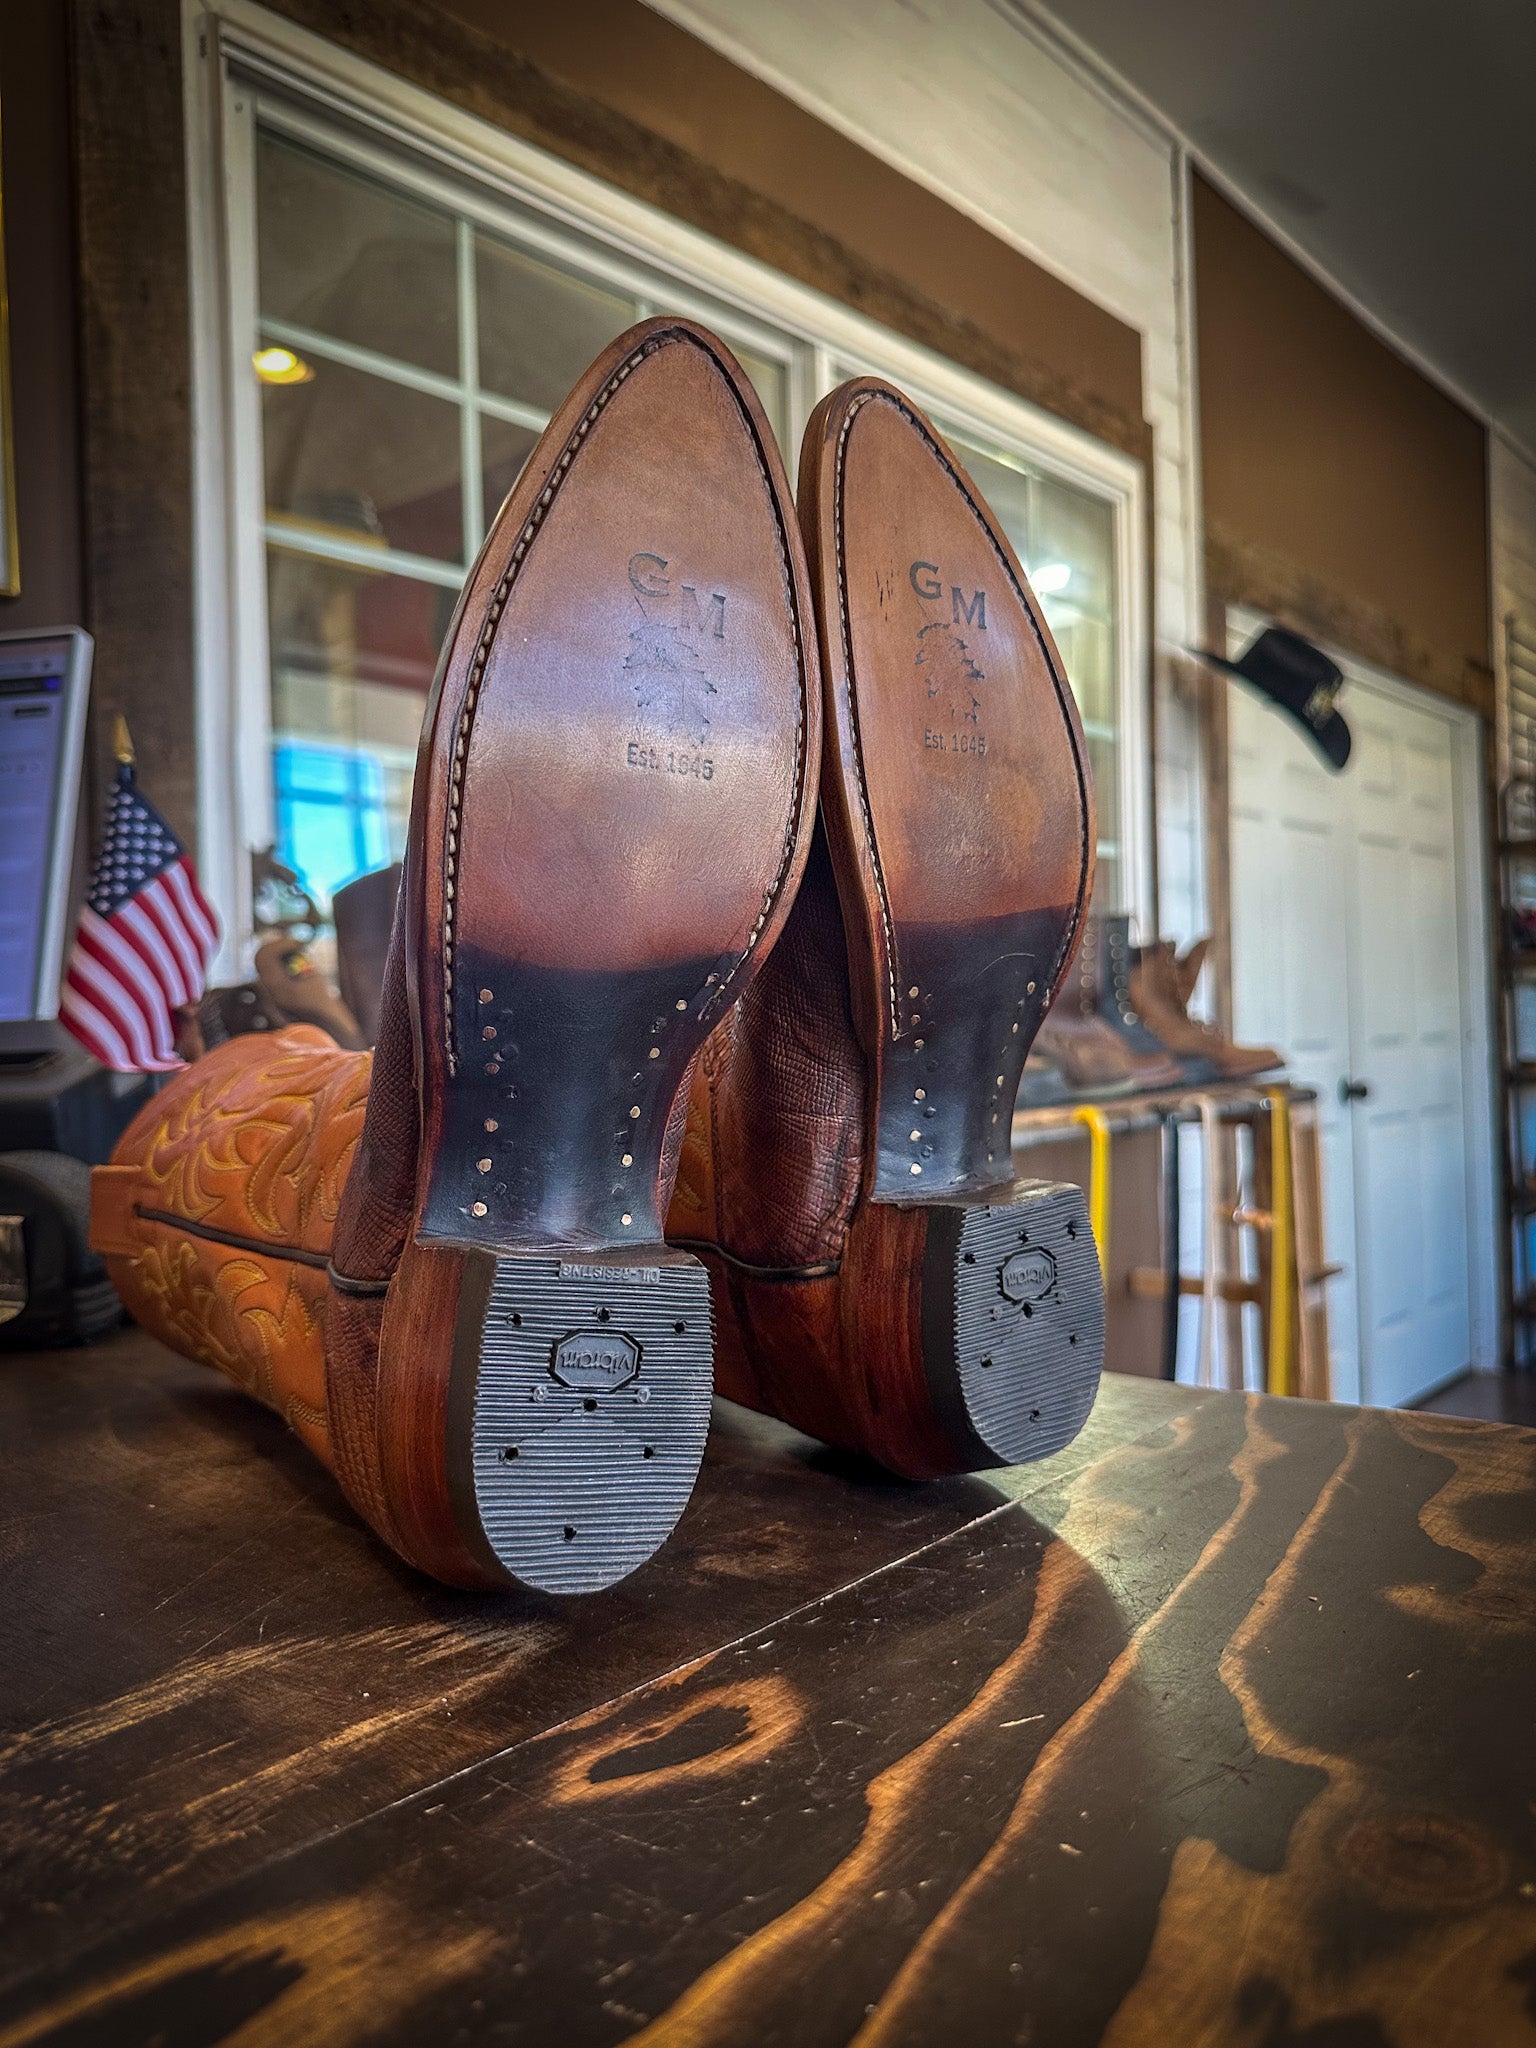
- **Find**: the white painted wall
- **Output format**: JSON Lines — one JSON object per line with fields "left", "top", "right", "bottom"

{"left": 650, "top": 0, "right": 1208, "bottom": 946}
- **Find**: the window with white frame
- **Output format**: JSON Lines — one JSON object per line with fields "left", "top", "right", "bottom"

{"left": 200, "top": 17, "right": 1146, "bottom": 951}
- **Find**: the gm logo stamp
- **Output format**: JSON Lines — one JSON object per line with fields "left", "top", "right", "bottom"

{"left": 550, "top": 1330, "right": 641, "bottom": 1390}
{"left": 624, "top": 550, "right": 725, "bottom": 764}
{"left": 909, "top": 559, "right": 987, "bottom": 630}
{"left": 909, "top": 559, "right": 988, "bottom": 758}
{"left": 1000, "top": 1247, "right": 1057, "bottom": 1304}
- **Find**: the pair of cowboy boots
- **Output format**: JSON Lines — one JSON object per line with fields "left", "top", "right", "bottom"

{"left": 1029, "top": 915, "right": 1280, "bottom": 1095}
{"left": 91, "top": 318, "right": 1104, "bottom": 1596}
{"left": 1031, "top": 915, "right": 1184, "bottom": 1096}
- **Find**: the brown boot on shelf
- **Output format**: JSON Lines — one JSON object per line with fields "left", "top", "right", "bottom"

{"left": 1129, "top": 938, "right": 1283, "bottom": 1080}
{"left": 667, "top": 379, "right": 1105, "bottom": 1480}
{"left": 1033, "top": 1004, "right": 1164, "bottom": 1094}
{"left": 1096, "top": 913, "right": 1216, "bottom": 1082}
{"left": 1031, "top": 918, "right": 1184, "bottom": 1096}
{"left": 91, "top": 317, "right": 820, "bottom": 1594}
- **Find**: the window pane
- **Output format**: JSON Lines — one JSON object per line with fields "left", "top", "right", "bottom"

{"left": 1084, "top": 729, "right": 1120, "bottom": 887}
{"left": 266, "top": 549, "right": 452, "bottom": 903}
{"left": 481, "top": 415, "right": 540, "bottom": 533}
{"left": 952, "top": 440, "right": 1033, "bottom": 556}
{"left": 476, "top": 236, "right": 635, "bottom": 411}
{"left": 264, "top": 357, "right": 464, "bottom": 564}
{"left": 730, "top": 343, "right": 791, "bottom": 454}
{"left": 257, "top": 132, "right": 458, "bottom": 377}
{"left": 1028, "top": 473, "right": 1115, "bottom": 630}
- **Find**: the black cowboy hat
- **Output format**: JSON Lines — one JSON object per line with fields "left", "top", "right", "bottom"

{"left": 1202, "top": 625, "right": 1351, "bottom": 770}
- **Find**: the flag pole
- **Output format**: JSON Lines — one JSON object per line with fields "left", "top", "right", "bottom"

{"left": 111, "top": 715, "right": 135, "bottom": 787}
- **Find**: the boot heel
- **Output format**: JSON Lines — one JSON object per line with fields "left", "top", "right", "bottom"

{"left": 923, "top": 1181, "right": 1103, "bottom": 1469}
{"left": 449, "top": 1247, "right": 712, "bottom": 1594}
{"left": 841, "top": 1180, "right": 1103, "bottom": 1477}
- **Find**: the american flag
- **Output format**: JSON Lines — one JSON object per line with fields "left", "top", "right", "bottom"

{"left": 58, "top": 757, "right": 220, "bottom": 1072}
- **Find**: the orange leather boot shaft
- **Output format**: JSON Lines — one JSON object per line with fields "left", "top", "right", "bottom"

{"left": 90, "top": 1027, "right": 371, "bottom": 1471}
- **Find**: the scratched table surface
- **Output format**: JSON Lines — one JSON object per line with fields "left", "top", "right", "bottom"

{"left": 0, "top": 1328, "right": 1534, "bottom": 2047}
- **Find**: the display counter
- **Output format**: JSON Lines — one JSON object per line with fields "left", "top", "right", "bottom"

{"left": 0, "top": 1325, "right": 1531, "bottom": 2043}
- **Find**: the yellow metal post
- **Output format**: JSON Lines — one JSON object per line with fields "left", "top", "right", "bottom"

{"left": 1268, "top": 1092, "right": 1295, "bottom": 1395}
{"left": 1070, "top": 1104, "right": 1112, "bottom": 1280}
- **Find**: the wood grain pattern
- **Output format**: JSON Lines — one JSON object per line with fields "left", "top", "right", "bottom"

{"left": 1, "top": 1333, "right": 1532, "bottom": 2045}
{"left": 0, "top": 1327, "right": 1014, "bottom": 1998}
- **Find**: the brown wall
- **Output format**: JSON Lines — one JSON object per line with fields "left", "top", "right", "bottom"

{"left": 1195, "top": 172, "right": 1491, "bottom": 711}
{"left": 1, "top": 0, "right": 85, "bottom": 633}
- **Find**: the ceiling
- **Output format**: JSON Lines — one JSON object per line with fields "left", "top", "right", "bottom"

{"left": 1036, "top": 0, "right": 1536, "bottom": 452}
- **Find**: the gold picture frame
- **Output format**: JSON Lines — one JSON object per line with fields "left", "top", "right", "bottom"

{"left": 0, "top": 92, "right": 17, "bottom": 599}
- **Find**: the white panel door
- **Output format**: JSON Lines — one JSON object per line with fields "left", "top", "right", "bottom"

{"left": 1229, "top": 685, "right": 1363, "bottom": 1401}
{"left": 1344, "top": 697, "right": 1473, "bottom": 1408}
{"left": 1229, "top": 665, "right": 1483, "bottom": 1408}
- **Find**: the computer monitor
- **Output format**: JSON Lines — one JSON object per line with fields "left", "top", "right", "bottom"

{"left": 0, "top": 628, "right": 93, "bottom": 1030}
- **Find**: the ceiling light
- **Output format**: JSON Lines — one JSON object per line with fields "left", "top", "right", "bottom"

{"left": 253, "top": 346, "right": 314, "bottom": 386}
{"left": 1031, "top": 562, "right": 1072, "bottom": 595}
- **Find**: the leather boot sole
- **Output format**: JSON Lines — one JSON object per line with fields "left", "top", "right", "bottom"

{"left": 372, "top": 319, "right": 818, "bottom": 1593}
{"left": 797, "top": 380, "right": 1103, "bottom": 1475}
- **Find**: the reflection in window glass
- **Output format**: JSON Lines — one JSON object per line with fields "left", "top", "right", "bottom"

{"left": 266, "top": 548, "right": 450, "bottom": 903}
{"left": 274, "top": 744, "right": 392, "bottom": 907}
{"left": 257, "top": 132, "right": 457, "bottom": 376}
{"left": 264, "top": 358, "right": 464, "bottom": 565}
{"left": 730, "top": 343, "right": 791, "bottom": 455}
{"left": 481, "top": 417, "right": 540, "bottom": 534}
{"left": 477, "top": 237, "right": 636, "bottom": 413}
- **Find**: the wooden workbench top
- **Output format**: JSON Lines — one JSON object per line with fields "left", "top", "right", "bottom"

{"left": 0, "top": 1327, "right": 1532, "bottom": 2045}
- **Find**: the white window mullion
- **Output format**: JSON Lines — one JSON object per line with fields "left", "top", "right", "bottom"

{"left": 263, "top": 516, "right": 467, "bottom": 589}
{"left": 809, "top": 344, "right": 840, "bottom": 410}
{"left": 257, "top": 314, "right": 464, "bottom": 406}
{"left": 456, "top": 217, "right": 483, "bottom": 560}
{"left": 219, "top": 74, "right": 274, "bottom": 973}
